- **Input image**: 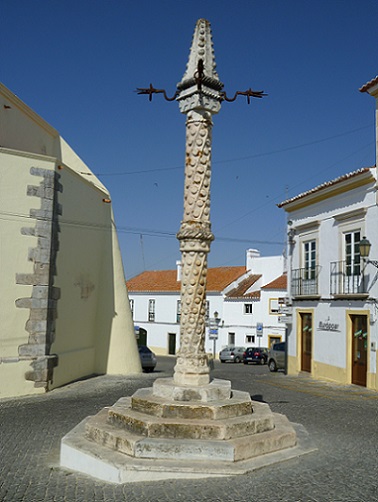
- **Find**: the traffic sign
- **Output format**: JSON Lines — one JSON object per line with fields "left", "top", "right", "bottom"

{"left": 256, "top": 323, "right": 263, "bottom": 337}
{"left": 208, "top": 328, "right": 218, "bottom": 340}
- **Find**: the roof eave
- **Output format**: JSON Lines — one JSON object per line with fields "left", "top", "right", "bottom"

{"left": 278, "top": 168, "right": 375, "bottom": 212}
{"left": 359, "top": 77, "right": 378, "bottom": 96}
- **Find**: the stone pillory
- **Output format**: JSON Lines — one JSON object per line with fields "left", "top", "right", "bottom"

{"left": 174, "top": 19, "right": 221, "bottom": 386}
{"left": 59, "top": 20, "right": 311, "bottom": 484}
{"left": 137, "top": 19, "right": 266, "bottom": 387}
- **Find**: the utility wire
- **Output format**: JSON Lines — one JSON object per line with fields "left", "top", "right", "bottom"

{"left": 217, "top": 140, "right": 374, "bottom": 232}
{"left": 95, "top": 124, "right": 372, "bottom": 177}
{"left": 0, "top": 210, "right": 282, "bottom": 246}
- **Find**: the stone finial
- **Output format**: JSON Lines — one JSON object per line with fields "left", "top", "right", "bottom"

{"left": 177, "top": 19, "right": 224, "bottom": 114}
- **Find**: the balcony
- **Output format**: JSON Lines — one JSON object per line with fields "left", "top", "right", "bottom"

{"left": 291, "top": 266, "right": 320, "bottom": 298}
{"left": 330, "top": 260, "right": 367, "bottom": 297}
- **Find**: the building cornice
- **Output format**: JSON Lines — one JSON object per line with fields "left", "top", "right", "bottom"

{"left": 333, "top": 207, "right": 367, "bottom": 222}
{"left": 279, "top": 168, "right": 375, "bottom": 213}
{"left": 0, "top": 82, "right": 58, "bottom": 137}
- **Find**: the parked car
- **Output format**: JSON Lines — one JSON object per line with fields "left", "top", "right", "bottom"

{"left": 243, "top": 347, "right": 268, "bottom": 365}
{"left": 267, "top": 342, "right": 286, "bottom": 372}
{"left": 219, "top": 346, "right": 245, "bottom": 363}
{"left": 138, "top": 345, "right": 157, "bottom": 372}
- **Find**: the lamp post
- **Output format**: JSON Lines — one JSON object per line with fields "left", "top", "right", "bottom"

{"left": 359, "top": 236, "right": 378, "bottom": 269}
{"left": 213, "top": 311, "right": 221, "bottom": 359}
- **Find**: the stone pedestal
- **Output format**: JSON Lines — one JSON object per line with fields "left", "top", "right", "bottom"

{"left": 60, "top": 378, "right": 316, "bottom": 484}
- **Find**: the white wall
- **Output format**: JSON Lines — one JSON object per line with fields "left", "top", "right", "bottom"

{"left": 284, "top": 169, "right": 378, "bottom": 388}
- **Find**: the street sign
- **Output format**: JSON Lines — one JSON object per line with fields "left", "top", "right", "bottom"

{"left": 256, "top": 323, "right": 263, "bottom": 337}
{"left": 278, "top": 306, "right": 292, "bottom": 315}
{"left": 278, "top": 315, "right": 292, "bottom": 324}
{"left": 208, "top": 328, "right": 218, "bottom": 340}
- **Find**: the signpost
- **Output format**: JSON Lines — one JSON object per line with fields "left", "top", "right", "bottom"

{"left": 278, "top": 315, "right": 293, "bottom": 324}
{"left": 208, "top": 315, "right": 220, "bottom": 358}
{"left": 256, "top": 323, "right": 263, "bottom": 337}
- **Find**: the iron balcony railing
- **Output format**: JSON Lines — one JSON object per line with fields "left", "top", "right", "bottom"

{"left": 330, "top": 260, "right": 367, "bottom": 295}
{"left": 291, "top": 266, "right": 320, "bottom": 297}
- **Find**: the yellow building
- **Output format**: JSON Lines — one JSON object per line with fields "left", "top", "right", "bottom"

{"left": 0, "top": 83, "right": 141, "bottom": 398}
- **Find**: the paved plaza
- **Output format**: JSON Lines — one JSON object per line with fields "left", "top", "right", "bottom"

{"left": 1, "top": 357, "right": 377, "bottom": 501}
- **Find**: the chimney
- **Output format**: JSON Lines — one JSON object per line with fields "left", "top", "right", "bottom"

{"left": 246, "top": 249, "right": 260, "bottom": 272}
{"left": 176, "top": 260, "right": 182, "bottom": 281}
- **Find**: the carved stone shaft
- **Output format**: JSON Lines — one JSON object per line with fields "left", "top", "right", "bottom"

{"left": 174, "top": 110, "right": 214, "bottom": 386}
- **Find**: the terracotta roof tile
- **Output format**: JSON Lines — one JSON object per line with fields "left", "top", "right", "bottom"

{"left": 262, "top": 274, "right": 287, "bottom": 290}
{"left": 126, "top": 270, "right": 179, "bottom": 292}
{"left": 225, "top": 274, "right": 261, "bottom": 299}
{"left": 127, "top": 266, "right": 246, "bottom": 293}
{"left": 359, "top": 76, "right": 378, "bottom": 93}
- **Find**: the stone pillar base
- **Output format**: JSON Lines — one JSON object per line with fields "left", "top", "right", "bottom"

{"left": 153, "top": 377, "right": 231, "bottom": 402}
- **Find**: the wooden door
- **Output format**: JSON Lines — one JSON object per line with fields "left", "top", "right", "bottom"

{"left": 301, "top": 313, "right": 312, "bottom": 372}
{"left": 168, "top": 333, "right": 176, "bottom": 355}
{"left": 351, "top": 315, "right": 368, "bottom": 387}
{"left": 137, "top": 327, "right": 147, "bottom": 346}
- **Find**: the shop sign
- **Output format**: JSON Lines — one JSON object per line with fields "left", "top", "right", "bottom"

{"left": 317, "top": 317, "right": 340, "bottom": 332}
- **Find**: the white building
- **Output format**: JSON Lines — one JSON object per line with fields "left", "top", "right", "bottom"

{"left": 0, "top": 82, "right": 140, "bottom": 398}
{"left": 127, "top": 250, "right": 287, "bottom": 357}
{"left": 278, "top": 74, "right": 378, "bottom": 390}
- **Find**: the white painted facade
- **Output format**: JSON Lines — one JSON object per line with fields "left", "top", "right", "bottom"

{"left": 281, "top": 167, "right": 378, "bottom": 390}
{"left": 129, "top": 251, "right": 287, "bottom": 357}
{"left": 279, "top": 75, "right": 378, "bottom": 390}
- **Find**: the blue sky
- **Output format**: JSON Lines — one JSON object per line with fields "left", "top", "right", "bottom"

{"left": 1, "top": 0, "right": 378, "bottom": 279}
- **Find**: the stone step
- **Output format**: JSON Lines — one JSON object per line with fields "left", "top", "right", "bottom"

{"left": 94, "top": 397, "right": 275, "bottom": 441}
{"left": 131, "top": 387, "right": 253, "bottom": 420}
{"left": 62, "top": 416, "right": 314, "bottom": 484}
{"left": 84, "top": 407, "right": 296, "bottom": 462}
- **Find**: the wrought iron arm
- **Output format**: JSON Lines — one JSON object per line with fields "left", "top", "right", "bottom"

{"left": 367, "top": 259, "right": 378, "bottom": 269}
{"left": 222, "top": 88, "right": 268, "bottom": 104}
{"left": 137, "top": 60, "right": 267, "bottom": 105}
{"left": 136, "top": 83, "right": 178, "bottom": 102}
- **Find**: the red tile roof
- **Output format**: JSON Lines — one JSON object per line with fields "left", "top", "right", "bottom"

{"left": 225, "top": 274, "right": 261, "bottom": 299}
{"left": 262, "top": 274, "right": 287, "bottom": 290}
{"left": 127, "top": 266, "right": 246, "bottom": 293}
{"left": 277, "top": 167, "right": 374, "bottom": 208}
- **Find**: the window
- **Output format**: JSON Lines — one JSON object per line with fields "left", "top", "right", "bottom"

{"left": 148, "top": 299, "right": 155, "bottom": 322}
{"left": 245, "top": 335, "right": 255, "bottom": 344}
{"left": 269, "top": 298, "right": 286, "bottom": 314}
{"left": 176, "top": 300, "right": 181, "bottom": 323}
{"left": 129, "top": 299, "right": 134, "bottom": 319}
{"left": 228, "top": 332, "right": 235, "bottom": 345}
{"left": 304, "top": 240, "right": 316, "bottom": 280}
{"left": 205, "top": 301, "right": 210, "bottom": 322}
{"left": 244, "top": 303, "right": 253, "bottom": 314}
{"left": 345, "top": 231, "right": 361, "bottom": 276}
{"left": 268, "top": 335, "right": 281, "bottom": 347}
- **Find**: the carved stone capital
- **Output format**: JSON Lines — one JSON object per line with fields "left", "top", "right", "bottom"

{"left": 178, "top": 91, "right": 222, "bottom": 114}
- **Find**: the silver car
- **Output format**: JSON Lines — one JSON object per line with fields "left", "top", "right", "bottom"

{"left": 219, "top": 346, "right": 245, "bottom": 363}
{"left": 267, "top": 342, "right": 286, "bottom": 372}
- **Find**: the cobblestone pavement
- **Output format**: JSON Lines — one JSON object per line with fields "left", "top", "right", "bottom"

{"left": 1, "top": 357, "right": 377, "bottom": 502}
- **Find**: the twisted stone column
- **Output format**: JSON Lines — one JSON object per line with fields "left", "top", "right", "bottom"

{"left": 174, "top": 109, "right": 214, "bottom": 386}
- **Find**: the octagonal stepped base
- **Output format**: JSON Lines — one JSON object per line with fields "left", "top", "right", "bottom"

{"left": 104, "top": 396, "right": 274, "bottom": 441}
{"left": 84, "top": 398, "right": 296, "bottom": 462}
{"left": 60, "top": 378, "right": 316, "bottom": 484}
{"left": 131, "top": 386, "right": 253, "bottom": 420}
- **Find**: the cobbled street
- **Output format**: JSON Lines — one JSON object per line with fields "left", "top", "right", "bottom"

{"left": 1, "top": 357, "right": 377, "bottom": 502}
